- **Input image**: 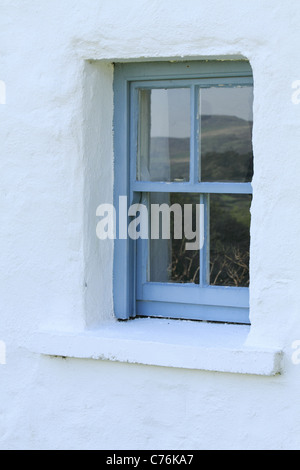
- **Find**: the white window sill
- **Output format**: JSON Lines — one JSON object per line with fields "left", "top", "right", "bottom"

{"left": 27, "top": 318, "right": 283, "bottom": 376}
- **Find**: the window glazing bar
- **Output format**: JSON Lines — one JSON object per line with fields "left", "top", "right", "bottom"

{"left": 132, "top": 181, "right": 253, "bottom": 194}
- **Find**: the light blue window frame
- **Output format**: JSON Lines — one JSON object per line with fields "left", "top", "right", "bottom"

{"left": 113, "top": 61, "right": 253, "bottom": 324}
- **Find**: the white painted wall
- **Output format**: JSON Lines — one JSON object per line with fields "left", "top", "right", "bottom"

{"left": 1, "top": 0, "right": 300, "bottom": 450}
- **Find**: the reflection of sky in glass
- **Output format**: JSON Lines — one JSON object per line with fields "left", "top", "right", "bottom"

{"left": 150, "top": 88, "right": 190, "bottom": 138}
{"left": 201, "top": 87, "right": 253, "bottom": 121}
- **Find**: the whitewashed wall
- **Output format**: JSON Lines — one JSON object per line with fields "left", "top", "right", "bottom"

{"left": 1, "top": 0, "right": 300, "bottom": 450}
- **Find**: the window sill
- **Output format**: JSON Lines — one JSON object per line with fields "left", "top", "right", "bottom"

{"left": 27, "top": 318, "right": 283, "bottom": 376}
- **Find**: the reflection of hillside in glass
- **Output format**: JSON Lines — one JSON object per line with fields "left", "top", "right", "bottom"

{"left": 149, "top": 113, "right": 253, "bottom": 183}
{"left": 201, "top": 115, "right": 253, "bottom": 182}
{"left": 149, "top": 137, "right": 190, "bottom": 182}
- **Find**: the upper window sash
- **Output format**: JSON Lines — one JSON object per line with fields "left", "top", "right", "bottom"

{"left": 129, "top": 78, "right": 253, "bottom": 196}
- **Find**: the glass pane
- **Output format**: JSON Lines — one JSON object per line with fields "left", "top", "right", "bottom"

{"left": 137, "top": 88, "right": 190, "bottom": 182}
{"left": 149, "top": 193, "right": 200, "bottom": 284}
{"left": 199, "top": 86, "right": 253, "bottom": 182}
{"left": 210, "top": 194, "right": 251, "bottom": 287}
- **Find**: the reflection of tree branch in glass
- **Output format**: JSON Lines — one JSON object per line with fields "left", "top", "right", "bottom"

{"left": 168, "top": 236, "right": 200, "bottom": 284}
{"left": 149, "top": 193, "right": 200, "bottom": 284}
{"left": 210, "top": 194, "right": 251, "bottom": 287}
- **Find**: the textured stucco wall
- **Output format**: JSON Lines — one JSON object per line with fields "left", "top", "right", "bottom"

{"left": 1, "top": 0, "right": 300, "bottom": 450}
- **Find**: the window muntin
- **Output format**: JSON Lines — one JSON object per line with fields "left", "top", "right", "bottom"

{"left": 113, "top": 61, "right": 253, "bottom": 324}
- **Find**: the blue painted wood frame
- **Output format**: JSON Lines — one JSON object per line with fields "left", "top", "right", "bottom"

{"left": 113, "top": 60, "right": 253, "bottom": 323}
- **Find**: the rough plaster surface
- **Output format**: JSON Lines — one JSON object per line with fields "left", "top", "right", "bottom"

{"left": 1, "top": 0, "right": 300, "bottom": 450}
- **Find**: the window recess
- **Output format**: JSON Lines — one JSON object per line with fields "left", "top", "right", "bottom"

{"left": 113, "top": 61, "right": 253, "bottom": 324}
